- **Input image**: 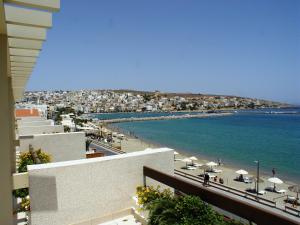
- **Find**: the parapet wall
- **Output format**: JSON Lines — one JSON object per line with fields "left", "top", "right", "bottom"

{"left": 18, "top": 125, "right": 63, "bottom": 135}
{"left": 17, "top": 119, "right": 53, "bottom": 128}
{"left": 28, "top": 148, "right": 174, "bottom": 225}
{"left": 19, "top": 132, "right": 86, "bottom": 162}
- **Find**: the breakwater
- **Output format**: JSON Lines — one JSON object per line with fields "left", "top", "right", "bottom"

{"left": 97, "top": 112, "right": 232, "bottom": 124}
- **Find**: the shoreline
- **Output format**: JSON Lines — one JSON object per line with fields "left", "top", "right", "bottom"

{"left": 105, "top": 123, "right": 300, "bottom": 185}
{"left": 111, "top": 131, "right": 299, "bottom": 209}
{"left": 88, "top": 122, "right": 300, "bottom": 214}
{"left": 108, "top": 124, "right": 297, "bottom": 187}
{"left": 100, "top": 126, "right": 299, "bottom": 210}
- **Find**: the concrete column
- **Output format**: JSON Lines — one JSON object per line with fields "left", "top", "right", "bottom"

{"left": 8, "top": 76, "right": 16, "bottom": 173}
{"left": 0, "top": 34, "right": 14, "bottom": 225}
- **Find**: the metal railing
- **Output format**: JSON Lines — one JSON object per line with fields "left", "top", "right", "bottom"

{"left": 90, "top": 139, "right": 126, "bottom": 154}
{"left": 175, "top": 169, "right": 276, "bottom": 207}
{"left": 144, "top": 166, "right": 300, "bottom": 225}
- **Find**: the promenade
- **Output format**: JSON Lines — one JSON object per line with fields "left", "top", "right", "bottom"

{"left": 90, "top": 140, "right": 300, "bottom": 222}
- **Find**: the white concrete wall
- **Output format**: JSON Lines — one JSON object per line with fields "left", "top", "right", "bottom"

{"left": 16, "top": 116, "right": 46, "bottom": 121}
{"left": 17, "top": 119, "right": 53, "bottom": 127}
{"left": 28, "top": 148, "right": 174, "bottom": 225}
{"left": 18, "top": 125, "right": 64, "bottom": 135}
{"left": 19, "top": 132, "right": 86, "bottom": 162}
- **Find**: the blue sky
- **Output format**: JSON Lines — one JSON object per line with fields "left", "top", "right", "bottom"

{"left": 27, "top": 0, "right": 300, "bottom": 104}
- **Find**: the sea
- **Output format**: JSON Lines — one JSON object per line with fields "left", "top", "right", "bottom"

{"left": 91, "top": 108, "right": 300, "bottom": 183}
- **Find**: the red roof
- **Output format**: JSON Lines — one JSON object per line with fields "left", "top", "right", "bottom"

{"left": 15, "top": 109, "right": 40, "bottom": 117}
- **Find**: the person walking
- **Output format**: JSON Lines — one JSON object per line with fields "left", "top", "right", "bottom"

{"left": 218, "top": 158, "right": 221, "bottom": 166}
{"left": 205, "top": 173, "right": 210, "bottom": 185}
{"left": 272, "top": 168, "right": 276, "bottom": 177}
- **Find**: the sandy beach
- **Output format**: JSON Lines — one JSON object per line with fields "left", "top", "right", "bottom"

{"left": 103, "top": 125, "right": 299, "bottom": 211}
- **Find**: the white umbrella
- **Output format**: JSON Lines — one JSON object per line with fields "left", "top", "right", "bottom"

{"left": 206, "top": 161, "right": 218, "bottom": 167}
{"left": 268, "top": 177, "right": 283, "bottom": 184}
{"left": 173, "top": 151, "right": 179, "bottom": 161}
{"left": 189, "top": 156, "right": 198, "bottom": 165}
{"left": 206, "top": 161, "right": 218, "bottom": 172}
{"left": 182, "top": 158, "right": 192, "bottom": 168}
{"left": 189, "top": 156, "right": 197, "bottom": 161}
{"left": 236, "top": 169, "right": 248, "bottom": 175}
{"left": 288, "top": 184, "right": 300, "bottom": 199}
{"left": 268, "top": 177, "right": 283, "bottom": 190}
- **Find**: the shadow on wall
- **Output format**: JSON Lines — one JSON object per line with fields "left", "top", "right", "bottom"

{"left": 29, "top": 175, "right": 58, "bottom": 212}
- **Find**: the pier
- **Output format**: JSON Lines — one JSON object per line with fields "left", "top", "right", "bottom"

{"left": 97, "top": 112, "right": 232, "bottom": 124}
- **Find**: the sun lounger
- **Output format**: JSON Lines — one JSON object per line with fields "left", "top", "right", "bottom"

{"left": 265, "top": 187, "right": 286, "bottom": 194}
{"left": 193, "top": 163, "right": 203, "bottom": 167}
{"left": 265, "top": 187, "right": 275, "bottom": 192}
{"left": 285, "top": 196, "right": 300, "bottom": 206}
{"left": 258, "top": 190, "right": 266, "bottom": 195}
{"left": 186, "top": 166, "right": 196, "bottom": 170}
{"left": 243, "top": 177, "right": 252, "bottom": 183}
{"left": 175, "top": 158, "right": 184, "bottom": 161}
{"left": 275, "top": 189, "right": 287, "bottom": 194}
{"left": 212, "top": 169, "right": 222, "bottom": 173}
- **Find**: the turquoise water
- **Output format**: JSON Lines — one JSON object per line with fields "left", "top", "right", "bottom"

{"left": 97, "top": 109, "right": 300, "bottom": 183}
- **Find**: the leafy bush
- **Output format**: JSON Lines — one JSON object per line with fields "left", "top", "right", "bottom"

{"left": 136, "top": 185, "right": 173, "bottom": 209}
{"left": 19, "top": 197, "right": 30, "bottom": 212}
{"left": 18, "top": 149, "right": 51, "bottom": 173}
{"left": 13, "top": 149, "right": 51, "bottom": 205}
{"left": 175, "top": 195, "right": 224, "bottom": 225}
{"left": 138, "top": 186, "right": 243, "bottom": 225}
{"left": 148, "top": 198, "right": 178, "bottom": 225}
{"left": 148, "top": 195, "right": 225, "bottom": 225}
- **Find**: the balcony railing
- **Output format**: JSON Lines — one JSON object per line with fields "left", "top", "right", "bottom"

{"left": 143, "top": 166, "right": 299, "bottom": 225}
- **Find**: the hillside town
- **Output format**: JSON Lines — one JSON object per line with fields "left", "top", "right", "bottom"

{"left": 19, "top": 90, "right": 287, "bottom": 114}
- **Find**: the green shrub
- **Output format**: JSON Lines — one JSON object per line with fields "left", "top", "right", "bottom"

{"left": 136, "top": 185, "right": 173, "bottom": 209}
{"left": 17, "top": 149, "right": 51, "bottom": 173}
{"left": 140, "top": 186, "right": 242, "bottom": 225}
{"left": 175, "top": 195, "right": 224, "bottom": 225}
{"left": 13, "top": 149, "right": 51, "bottom": 203}
{"left": 148, "top": 198, "right": 179, "bottom": 225}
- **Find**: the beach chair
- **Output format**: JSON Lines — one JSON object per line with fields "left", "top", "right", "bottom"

{"left": 193, "top": 163, "right": 203, "bottom": 167}
{"left": 258, "top": 190, "right": 266, "bottom": 195}
{"left": 243, "top": 177, "right": 252, "bottom": 183}
{"left": 265, "top": 187, "right": 275, "bottom": 192}
{"left": 186, "top": 166, "right": 196, "bottom": 170}
{"left": 212, "top": 168, "right": 222, "bottom": 173}
{"left": 175, "top": 158, "right": 184, "bottom": 161}
{"left": 275, "top": 189, "right": 287, "bottom": 194}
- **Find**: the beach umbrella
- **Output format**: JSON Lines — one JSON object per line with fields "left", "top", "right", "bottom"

{"left": 206, "top": 161, "right": 218, "bottom": 171}
{"left": 288, "top": 184, "right": 300, "bottom": 199}
{"left": 174, "top": 151, "right": 179, "bottom": 160}
{"left": 189, "top": 156, "right": 198, "bottom": 165}
{"left": 235, "top": 169, "right": 248, "bottom": 175}
{"left": 182, "top": 158, "right": 192, "bottom": 168}
{"left": 190, "top": 156, "right": 197, "bottom": 160}
{"left": 268, "top": 177, "right": 283, "bottom": 189}
{"left": 206, "top": 161, "right": 218, "bottom": 167}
